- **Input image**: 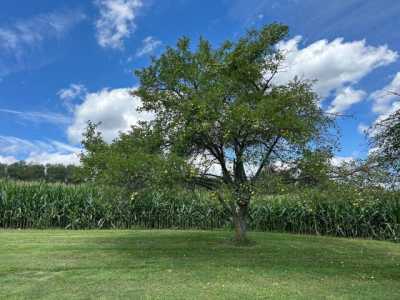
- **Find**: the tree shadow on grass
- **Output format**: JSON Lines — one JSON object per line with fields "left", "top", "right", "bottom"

{"left": 85, "top": 230, "right": 400, "bottom": 282}
{"left": 1, "top": 230, "right": 399, "bottom": 300}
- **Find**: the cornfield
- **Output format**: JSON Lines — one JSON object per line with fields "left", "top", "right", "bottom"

{"left": 0, "top": 180, "right": 229, "bottom": 230}
{"left": 1, "top": 180, "right": 399, "bottom": 241}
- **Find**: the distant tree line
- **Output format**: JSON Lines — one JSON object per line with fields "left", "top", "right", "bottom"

{"left": 0, "top": 161, "right": 82, "bottom": 184}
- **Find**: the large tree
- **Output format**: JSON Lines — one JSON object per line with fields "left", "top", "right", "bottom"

{"left": 81, "top": 24, "right": 332, "bottom": 242}
{"left": 131, "top": 23, "right": 332, "bottom": 242}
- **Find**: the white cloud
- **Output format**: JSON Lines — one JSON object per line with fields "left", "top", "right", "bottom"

{"left": 58, "top": 83, "right": 87, "bottom": 111}
{"left": 275, "top": 36, "right": 398, "bottom": 99}
{"left": 0, "top": 155, "right": 17, "bottom": 165}
{"left": 58, "top": 84, "right": 87, "bottom": 101}
{"left": 0, "top": 136, "right": 40, "bottom": 155}
{"left": 136, "top": 36, "right": 162, "bottom": 57}
{"left": 0, "top": 9, "right": 85, "bottom": 76}
{"left": 0, "top": 9, "right": 85, "bottom": 52}
{"left": 26, "top": 152, "right": 80, "bottom": 166}
{"left": 189, "top": 151, "right": 223, "bottom": 177}
{"left": 370, "top": 72, "right": 400, "bottom": 115}
{"left": 95, "top": 0, "right": 143, "bottom": 49}
{"left": 0, "top": 109, "right": 70, "bottom": 125}
{"left": 365, "top": 72, "right": 400, "bottom": 141}
{"left": 367, "top": 98, "right": 400, "bottom": 141}
{"left": 331, "top": 156, "right": 354, "bottom": 166}
{"left": 327, "top": 87, "right": 366, "bottom": 114}
{"left": 67, "top": 87, "right": 153, "bottom": 143}
{"left": 0, "top": 136, "right": 81, "bottom": 165}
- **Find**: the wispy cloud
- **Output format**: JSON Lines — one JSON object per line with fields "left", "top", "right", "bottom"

{"left": 327, "top": 87, "right": 366, "bottom": 114}
{"left": 57, "top": 83, "right": 87, "bottom": 111}
{"left": 95, "top": 0, "right": 143, "bottom": 49}
{"left": 228, "top": 0, "right": 400, "bottom": 40}
{"left": 0, "top": 9, "right": 85, "bottom": 53}
{"left": 136, "top": 36, "right": 162, "bottom": 57}
{"left": 58, "top": 84, "right": 87, "bottom": 101}
{"left": 0, "top": 136, "right": 81, "bottom": 165}
{"left": 370, "top": 72, "right": 400, "bottom": 115}
{"left": 0, "top": 9, "right": 86, "bottom": 77}
{"left": 364, "top": 72, "right": 400, "bottom": 137}
{"left": 0, "top": 109, "right": 71, "bottom": 125}
{"left": 0, "top": 136, "right": 37, "bottom": 155}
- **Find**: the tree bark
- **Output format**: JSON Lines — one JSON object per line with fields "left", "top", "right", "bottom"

{"left": 233, "top": 202, "right": 248, "bottom": 243}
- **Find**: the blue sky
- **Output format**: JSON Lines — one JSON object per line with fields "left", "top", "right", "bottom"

{"left": 0, "top": 0, "right": 400, "bottom": 165}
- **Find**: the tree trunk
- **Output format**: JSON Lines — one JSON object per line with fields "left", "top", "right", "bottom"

{"left": 233, "top": 203, "right": 248, "bottom": 243}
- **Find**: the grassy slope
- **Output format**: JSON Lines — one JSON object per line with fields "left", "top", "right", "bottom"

{"left": 0, "top": 230, "right": 399, "bottom": 299}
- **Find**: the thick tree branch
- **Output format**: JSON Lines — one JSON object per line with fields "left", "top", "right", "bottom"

{"left": 233, "top": 138, "right": 247, "bottom": 183}
{"left": 262, "top": 68, "right": 278, "bottom": 92}
{"left": 207, "top": 144, "right": 233, "bottom": 185}
{"left": 252, "top": 136, "right": 281, "bottom": 180}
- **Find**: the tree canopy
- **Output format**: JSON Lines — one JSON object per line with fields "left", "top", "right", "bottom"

{"left": 82, "top": 23, "right": 334, "bottom": 242}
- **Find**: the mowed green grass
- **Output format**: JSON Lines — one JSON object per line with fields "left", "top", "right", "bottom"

{"left": 0, "top": 230, "right": 399, "bottom": 299}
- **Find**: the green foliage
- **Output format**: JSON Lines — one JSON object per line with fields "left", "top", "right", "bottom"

{"left": 46, "top": 164, "right": 68, "bottom": 183}
{"left": 253, "top": 148, "right": 333, "bottom": 195}
{"left": 82, "top": 24, "right": 335, "bottom": 240}
{"left": 294, "top": 148, "right": 332, "bottom": 186}
{"left": 332, "top": 157, "right": 398, "bottom": 189}
{"left": 80, "top": 122, "right": 190, "bottom": 192}
{"left": 1, "top": 180, "right": 399, "bottom": 241}
{"left": 6, "top": 162, "right": 45, "bottom": 181}
{"left": 133, "top": 24, "right": 332, "bottom": 191}
{"left": 0, "top": 161, "right": 81, "bottom": 183}
{"left": 0, "top": 163, "right": 6, "bottom": 178}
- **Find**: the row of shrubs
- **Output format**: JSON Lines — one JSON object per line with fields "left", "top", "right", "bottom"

{"left": 0, "top": 180, "right": 399, "bottom": 241}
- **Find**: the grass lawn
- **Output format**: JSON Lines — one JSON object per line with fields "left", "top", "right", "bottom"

{"left": 0, "top": 230, "right": 399, "bottom": 299}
